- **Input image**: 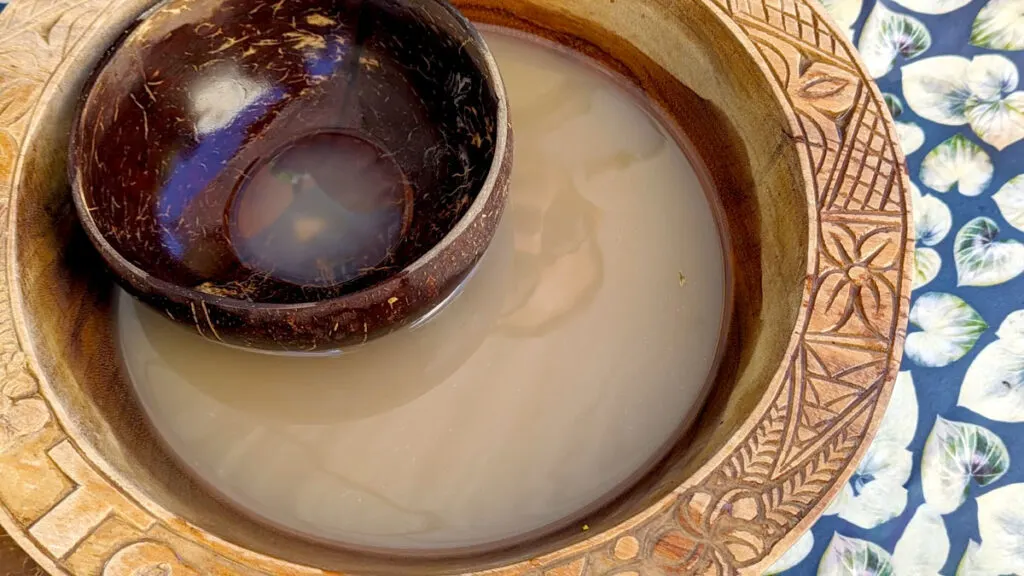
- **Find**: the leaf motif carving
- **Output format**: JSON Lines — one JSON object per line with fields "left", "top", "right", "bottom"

{"left": 791, "top": 62, "right": 860, "bottom": 118}
{"left": 765, "top": 432, "right": 858, "bottom": 529}
{"left": 799, "top": 74, "right": 852, "bottom": 100}
{"left": 725, "top": 403, "right": 786, "bottom": 482}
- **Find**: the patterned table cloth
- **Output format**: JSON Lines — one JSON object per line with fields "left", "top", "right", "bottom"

{"left": 0, "top": 0, "right": 1020, "bottom": 574}
{"left": 769, "top": 0, "right": 1024, "bottom": 574}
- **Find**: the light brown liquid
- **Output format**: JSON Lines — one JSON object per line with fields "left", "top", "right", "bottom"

{"left": 120, "top": 29, "right": 726, "bottom": 552}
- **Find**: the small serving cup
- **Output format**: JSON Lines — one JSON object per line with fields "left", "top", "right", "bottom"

{"left": 69, "top": 0, "right": 512, "bottom": 354}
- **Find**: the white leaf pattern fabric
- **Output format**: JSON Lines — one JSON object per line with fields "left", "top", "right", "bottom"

{"left": 906, "top": 293, "right": 987, "bottom": 367}
{"left": 777, "top": 0, "right": 1024, "bottom": 573}
{"left": 892, "top": 505, "right": 949, "bottom": 576}
{"left": 904, "top": 56, "right": 1024, "bottom": 150}
{"left": 972, "top": 484, "right": 1024, "bottom": 573}
{"left": 822, "top": 0, "right": 865, "bottom": 38}
{"left": 891, "top": 0, "right": 971, "bottom": 14}
{"left": 971, "top": 0, "right": 1024, "bottom": 50}
{"left": 959, "top": 310, "right": 1024, "bottom": 422}
{"left": 919, "top": 135, "right": 993, "bottom": 196}
{"left": 954, "top": 216, "right": 1024, "bottom": 286}
{"left": 993, "top": 175, "right": 1024, "bottom": 232}
{"left": 766, "top": 531, "right": 815, "bottom": 575}
{"left": 859, "top": 3, "right": 931, "bottom": 78}
{"left": 818, "top": 534, "right": 894, "bottom": 576}
{"left": 920, "top": 417, "right": 1009, "bottom": 513}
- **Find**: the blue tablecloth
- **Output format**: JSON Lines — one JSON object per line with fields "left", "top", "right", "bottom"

{"left": 769, "top": 0, "right": 1024, "bottom": 574}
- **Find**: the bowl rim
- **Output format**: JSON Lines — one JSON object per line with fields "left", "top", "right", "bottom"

{"left": 0, "top": 0, "right": 913, "bottom": 573}
{"left": 67, "top": 0, "right": 512, "bottom": 312}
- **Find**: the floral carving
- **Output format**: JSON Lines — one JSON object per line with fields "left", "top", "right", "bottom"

{"left": 812, "top": 223, "right": 901, "bottom": 337}
{"left": 650, "top": 488, "right": 774, "bottom": 574}
{"left": 651, "top": 497, "right": 714, "bottom": 574}
{"left": 652, "top": 428, "right": 861, "bottom": 575}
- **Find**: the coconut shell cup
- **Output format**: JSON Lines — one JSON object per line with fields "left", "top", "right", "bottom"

{"left": 69, "top": 0, "right": 513, "bottom": 354}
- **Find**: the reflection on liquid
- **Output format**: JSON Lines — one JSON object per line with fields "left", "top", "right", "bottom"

{"left": 122, "top": 30, "right": 726, "bottom": 551}
{"left": 497, "top": 69, "right": 668, "bottom": 336}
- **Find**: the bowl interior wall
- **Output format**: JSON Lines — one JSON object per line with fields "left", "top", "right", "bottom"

{"left": 12, "top": 0, "right": 808, "bottom": 572}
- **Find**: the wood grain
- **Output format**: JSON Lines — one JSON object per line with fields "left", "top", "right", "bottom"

{"left": 0, "top": 0, "right": 913, "bottom": 574}
{"left": 0, "top": 529, "right": 45, "bottom": 576}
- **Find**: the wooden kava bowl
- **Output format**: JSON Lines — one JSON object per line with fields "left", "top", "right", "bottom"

{"left": 0, "top": 0, "right": 913, "bottom": 574}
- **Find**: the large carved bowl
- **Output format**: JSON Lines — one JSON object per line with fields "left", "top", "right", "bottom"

{"left": 0, "top": 0, "right": 913, "bottom": 574}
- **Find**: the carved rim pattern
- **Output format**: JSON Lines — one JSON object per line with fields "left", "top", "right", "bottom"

{"left": 0, "top": 0, "right": 913, "bottom": 574}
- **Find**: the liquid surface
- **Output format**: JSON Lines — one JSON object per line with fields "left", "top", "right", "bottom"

{"left": 121, "top": 30, "right": 726, "bottom": 551}
{"left": 228, "top": 132, "right": 412, "bottom": 288}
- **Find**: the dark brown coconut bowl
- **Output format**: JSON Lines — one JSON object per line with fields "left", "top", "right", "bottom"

{"left": 69, "top": 0, "right": 511, "bottom": 354}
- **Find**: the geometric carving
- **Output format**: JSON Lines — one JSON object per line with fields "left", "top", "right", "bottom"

{"left": 822, "top": 100, "right": 902, "bottom": 213}
{"left": 805, "top": 340, "right": 887, "bottom": 393}
{"left": 733, "top": 0, "right": 851, "bottom": 61}
{"left": 28, "top": 441, "right": 154, "bottom": 559}
{"left": 743, "top": 3, "right": 904, "bottom": 216}
{"left": 635, "top": 0, "right": 910, "bottom": 571}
